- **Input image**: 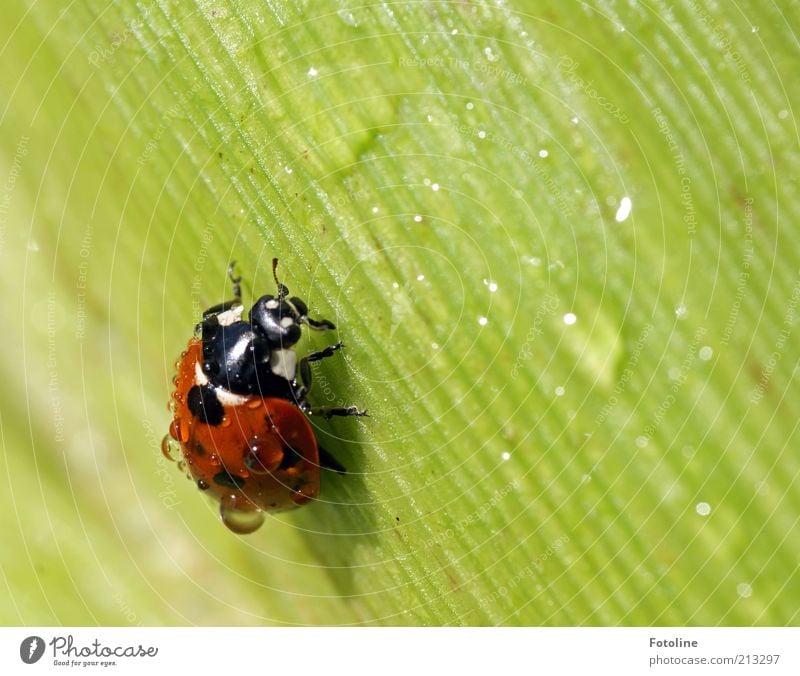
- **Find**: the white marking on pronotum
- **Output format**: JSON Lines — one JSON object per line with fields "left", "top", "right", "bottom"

{"left": 214, "top": 388, "right": 251, "bottom": 407}
{"left": 195, "top": 362, "right": 209, "bottom": 386}
{"left": 280, "top": 316, "right": 294, "bottom": 328}
{"left": 194, "top": 362, "right": 250, "bottom": 406}
{"left": 217, "top": 304, "right": 244, "bottom": 326}
{"left": 270, "top": 348, "right": 297, "bottom": 380}
{"left": 265, "top": 298, "right": 279, "bottom": 309}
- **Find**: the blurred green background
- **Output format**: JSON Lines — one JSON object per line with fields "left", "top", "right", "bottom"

{"left": 1, "top": 0, "right": 798, "bottom": 625}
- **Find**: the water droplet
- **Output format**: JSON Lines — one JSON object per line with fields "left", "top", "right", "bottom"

{"left": 563, "top": 312, "right": 577, "bottom": 325}
{"left": 27, "top": 239, "right": 40, "bottom": 252}
{"left": 245, "top": 436, "right": 281, "bottom": 474}
{"left": 478, "top": 316, "right": 488, "bottom": 326}
{"left": 696, "top": 501, "right": 711, "bottom": 516}
{"left": 220, "top": 501, "right": 264, "bottom": 534}
{"left": 538, "top": 149, "right": 549, "bottom": 158}
{"left": 161, "top": 435, "right": 181, "bottom": 462}
{"left": 778, "top": 109, "right": 788, "bottom": 120}
{"left": 466, "top": 102, "right": 474, "bottom": 110}
{"left": 736, "top": 582, "right": 752, "bottom": 598}
{"left": 555, "top": 386, "right": 565, "bottom": 396}
{"left": 477, "top": 130, "right": 486, "bottom": 139}
{"left": 431, "top": 183, "right": 440, "bottom": 191}
{"left": 197, "top": 479, "right": 210, "bottom": 491}
{"left": 307, "top": 66, "right": 318, "bottom": 77}
{"left": 417, "top": 274, "right": 425, "bottom": 281}
{"left": 570, "top": 116, "right": 579, "bottom": 124}
{"left": 615, "top": 196, "right": 632, "bottom": 222}
{"left": 501, "top": 452, "right": 510, "bottom": 461}
{"left": 337, "top": 8, "right": 359, "bottom": 26}
{"left": 675, "top": 305, "right": 688, "bottom": 320}
{"left": 414, "top": 215, "right": 423, "bottom": 222}
{"left": 699, "top": 346, "right": 713, "bottom": 361}
{"left": 636, "top": 436, "right": 649, "bottom": 448}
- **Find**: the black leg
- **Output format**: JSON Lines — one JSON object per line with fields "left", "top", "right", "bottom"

{"left": 305, "top": 315, "right": 336, "bottom": 331}
{"left": 227, "top": 260, "right": 242, "bottom": 301}
{"left": 318, "top": 446, "right": 346, "bottom": 474}
{"left": 200, "top": 261, "right": 243, "bottom": 321}
{"left": 308, "top": 406, "right": 368, "bottom": 419}
{"left": 298, "top": 343, "right": 345, "bottom": 390}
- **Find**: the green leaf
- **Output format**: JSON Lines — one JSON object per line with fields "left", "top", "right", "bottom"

{"left": 2, "top": 0, "right": 797, "bottom": 625}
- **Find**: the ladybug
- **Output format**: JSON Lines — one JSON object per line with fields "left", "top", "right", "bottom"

{"left": 163, "top": 259, "right": 366, "bottom": 534}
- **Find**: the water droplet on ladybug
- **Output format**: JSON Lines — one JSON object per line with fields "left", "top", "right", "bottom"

{"left": 197, "top": 479, "right": 210, "bottom": 490}
{"left": 220, "top": 496, "right": 264, "bottom": 534}
{"left": 245, "top": 436, "right": 282, "bottom": 474}
{"left": 161, "top": 435, "right": 181, "bottom": 461}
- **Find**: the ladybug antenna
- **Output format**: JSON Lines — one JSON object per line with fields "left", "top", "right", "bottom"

{"left": 272, "top": 258, "right": 289, "bottom": 300}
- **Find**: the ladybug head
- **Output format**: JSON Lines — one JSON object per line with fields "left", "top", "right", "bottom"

{"left": 249, "top": 294, "right": 305, "bottom": 348}
{"left": 249, "top": 259, "right": 335, "bottom": 348}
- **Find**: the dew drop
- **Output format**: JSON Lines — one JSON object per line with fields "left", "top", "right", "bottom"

{"left": 615, "top": 196, "right": 632, "bottom": 222}
{"left": 161, "top": 435, "right": 181, "bottom": 462}
{"left": 220, "top": 501, "right": 264, "bottom": 534}
{"left": 563, "top": 312, "right": 577, "bottom": 325}
{"left": 696, "top": 501, "right": 711, "bottom": 516}
{"left": 699, "top": 346, "right": 713, "bottom": 361}
{"left": 737, "top": 582, "right": 752, "bottom": 598}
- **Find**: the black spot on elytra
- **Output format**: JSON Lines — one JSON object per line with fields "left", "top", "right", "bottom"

{"left": 278, "top": 444, "right": 304, "bottom": 470}
{"left": 213, "top": 471, "right": 246, "bottom": 489}
{"left": 187, "top": 384, "right": 224, "bottom": 425}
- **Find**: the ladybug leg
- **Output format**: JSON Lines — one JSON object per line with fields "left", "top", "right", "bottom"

{"left": 196, "top": 262, "right": 245, "bottom": 331}
{"left": 297, "top": 343, "right": 345, "bottom": 392}
{"left": 308, "top": 406, "right": 368, "bottom": 419}
{"left": 227, "top": 260, "right": 242, "bottom": 301}
{"left": 304, "top": 315, "right": 336, "bottom": 331}
{"left": 318, "top": 446, "right": 346, "bottom": 474}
